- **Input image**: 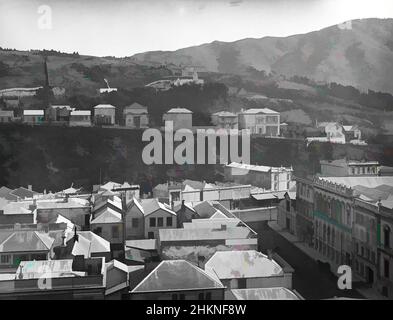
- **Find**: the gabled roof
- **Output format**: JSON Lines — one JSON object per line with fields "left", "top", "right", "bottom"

{"left": 205, "top": 250, "right": 284, "bottom": 280}
{"left": 210, "top": 210, "right": 229, "bottom": 219}
{"left": 241, "top": 108, "right": 278, "bottom": 115}
{"left": 10, "top": 187, "right": 38, "bottom": 199}
{"left": 231, "top": 287, "right": 300, "bottom": 300}
{"left": 91, "top": 207, "right": 122, "bottom": 224}
{"left": 132, "top": 260, "right": 224, "bottom": 293}
{"left": 0, "top": 186, "right": 17, "bottom": 201}
{"left": 165, "top": 108, "right": 193, "bottom": 114}
{"left": 0, "top": 231, "right": 54, "bottom": 253}
{"left": 66, "top": 231, "right": 110, "bottom": 257}
{"left": 140, "top": 198, "right": 176, "bottom": 217}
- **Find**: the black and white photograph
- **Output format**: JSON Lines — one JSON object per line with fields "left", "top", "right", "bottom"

{"left": 0, "top": 0, "right": 393, "bottom": 305}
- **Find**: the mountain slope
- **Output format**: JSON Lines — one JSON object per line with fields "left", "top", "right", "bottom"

{"left": 131, "top": 18, "right": 393, "bottom": 94}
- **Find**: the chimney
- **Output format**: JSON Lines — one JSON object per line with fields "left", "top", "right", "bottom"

{"left": 61, "top": 231, "right": 67, "bottom": 247}
{"left": 181, "top": 200, "right": 185, "bottom": 209}
{"left": 29, "top": 199, "right": 37, "bottom": 211}
{"left": 267, "top": 249, "right": 273, "bottom": 260}
{"left": 27, "top": 185, "right": 32, "bottom": 191}
{"left": 73, "top": 226, "right": 79, "bottom": 243}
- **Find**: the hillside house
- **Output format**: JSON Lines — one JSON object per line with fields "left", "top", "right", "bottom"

{"left": 123, "top": 102, "right": 149, "bottom": 128}
{"left": 94, "top": 104, "right": 116, "bottom": 125}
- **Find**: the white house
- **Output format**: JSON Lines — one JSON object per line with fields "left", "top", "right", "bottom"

{"left": 238, "top": 108, "right": 280, "bottom": 136}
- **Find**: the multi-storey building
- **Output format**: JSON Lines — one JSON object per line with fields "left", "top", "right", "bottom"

{"left": 238, "top": 108, "right": 280, "bottom": 136}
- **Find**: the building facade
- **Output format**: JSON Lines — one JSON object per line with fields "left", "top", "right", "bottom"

{"left": 123, "top": 103, "right": 149, "bottom": 129}
{"left": 238, "top": 108, "right": 280, "bottom": 136}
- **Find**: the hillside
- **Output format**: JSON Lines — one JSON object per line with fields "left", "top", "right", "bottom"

{"left": 131, "top": 18, "right": 393, "bottom": 94}
{"left": 0, "top": 125, "right": 390, "bottom": 192}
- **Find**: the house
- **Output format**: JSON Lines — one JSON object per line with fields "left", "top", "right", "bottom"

{"left": 105, "top": 259, "right": 145, "bottom": 299}
{"left": 93, "top": 104, "right": 116, "bottom": 125}
{"left": 158, "top": 226, "right": 258, "bottom": 266}
{"left": 123, "top": 102, "right": 149, "bottom": 128}
{"left": 124, "top": 198, "right": 145, "bottom": 240}
{"left": 238, "top": 108, "right": 280, "bottom": 136}
{"left": 0, "top": 230, "right": 54, "bottom": 270}
{"left": 204, "top": 250, "right": 294, "bottom": 299}
{"left": 130, "top": 260, "right": 225, "bottom": 300}
{"left": 46, "top": 105, "right": 74, "bottom": 123}
{"left": 22, "top": 110, "right": 44, "bottom": 124}
{"left": 0, "top": 257, "right": 106, "bottom": 299}
{"left": 318, "top": 122, "right": 346, "bottom": 144}
{"left": 211, "top": 111, "right": 238, "bottom": 129}
{"left": 320, "top": 159, "right": 380, "bottom": 176}
{"left": 343, "top": 125, "right": 362, "bottom": 141}
{"left": 173, "top": 200, "right": 198, "bottom": 227}
{"left": 0, "top": 201, "right": 36, "bottom": 225}
{"left": 225, "top": 162, "right": 293, "bottom": 191}
{"left": 162, "top": 108, "right": 193, "bottom": 130}
{"left": 97, "top": 181, "right": 140, "bottom": 203}
{"left": 140, "top": 198, "right": 177, "bottom": 239}
{"left": 69, "top": 110, "right": 91, "bottom": 126}
{"left": 0, "top": 110, "right": 14, "bottom": 123}
{"left": 90, "top": 207, "right": 124, "bottom": 258}
{"left": 228, "top": 287, "right": 302, "bottom": 300}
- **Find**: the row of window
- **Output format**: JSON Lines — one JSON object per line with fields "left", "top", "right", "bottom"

{"left": 150, "top": 216, "right": 173, "bottom": 228}
{"left": 172, "top": 292, "right": 212, "bottom": 300}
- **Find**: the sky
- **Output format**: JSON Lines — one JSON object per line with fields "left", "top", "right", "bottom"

{"left": 1, "top": 0, "right": 393, "bottom": 57}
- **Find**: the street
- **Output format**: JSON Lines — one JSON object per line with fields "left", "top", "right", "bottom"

{"left": 248, "top": 221, "right": 364, "bottom": 300}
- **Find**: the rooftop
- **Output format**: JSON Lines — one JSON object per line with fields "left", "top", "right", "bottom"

{"left": 226, "top": 162, "right": 293, "bottom": 173}
{"left": 165, "top": 108, "right": 193, "bottom": 114}
{"left": 70, "top": 110, "right": 91, "bottom": 116}
{"left": 241, "top": 108, "right": 279, "bottom": 115}
{"left": 205, "top": 250, "right": 284, "bottom": 280}
{"left": 0, "top": 231, "right": 54, "bottom": 253}
{"left": 231, "top": 287, "right": 300, "bottom": 300}
{"left": 132, "top": 260, "right": 224, "bottom": 293}
{"left": 23, "top": 110, "right": 44, "bottom": 116}
{"left": 158, "top": 226, "right": 253, "bottom": 242}
{"left": 66, "top": 231, "right": 110, "bottom": 257}
{"left": 90, "top": 207, "right": 122, "bottom": 224}
{"left": 140, "top": 198, "right": 176, "bottom": 217}
{"left": 94, "top": 104, "right": 116, "bottom": 109}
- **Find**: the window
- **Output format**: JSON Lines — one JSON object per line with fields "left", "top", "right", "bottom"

{"left": 148, "top": 232, "right": 154, "bottom": 239}
{"left": 179, "top": 294, "right": 185, "bottom": 300}
{"left": 166, "top": 217, "right": 173, "bottom": 227}
{"left": 198, "top": 293, "right": 204, "bottom": 300}
{"left": 384, "top": 259, "right": 390, "bottom": 279}
{"left": 384, "top": 225, "right": 391, "bottom": 248}
{"left": 0, "top": 254, "right": 11, "bottom": 264}
{"left": 132, "top": 218, "right": 139, "bottom": 228}
{"left": 238, "top": 278, "right": 247, "bottom": 289}
{"left": 112, "top": 226, "right": 120, "bottom": 239}
{"left": 205, "top": 292, "right": 212, "bottom": 300}
{"left": 157, "top": 217, "right": 164, "bottom": 227}
{"left": 149, "top": 217, "right": 156, "bottom": 227}
{"left": 172, "top": 294, "right": 178, "bottom": 300}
